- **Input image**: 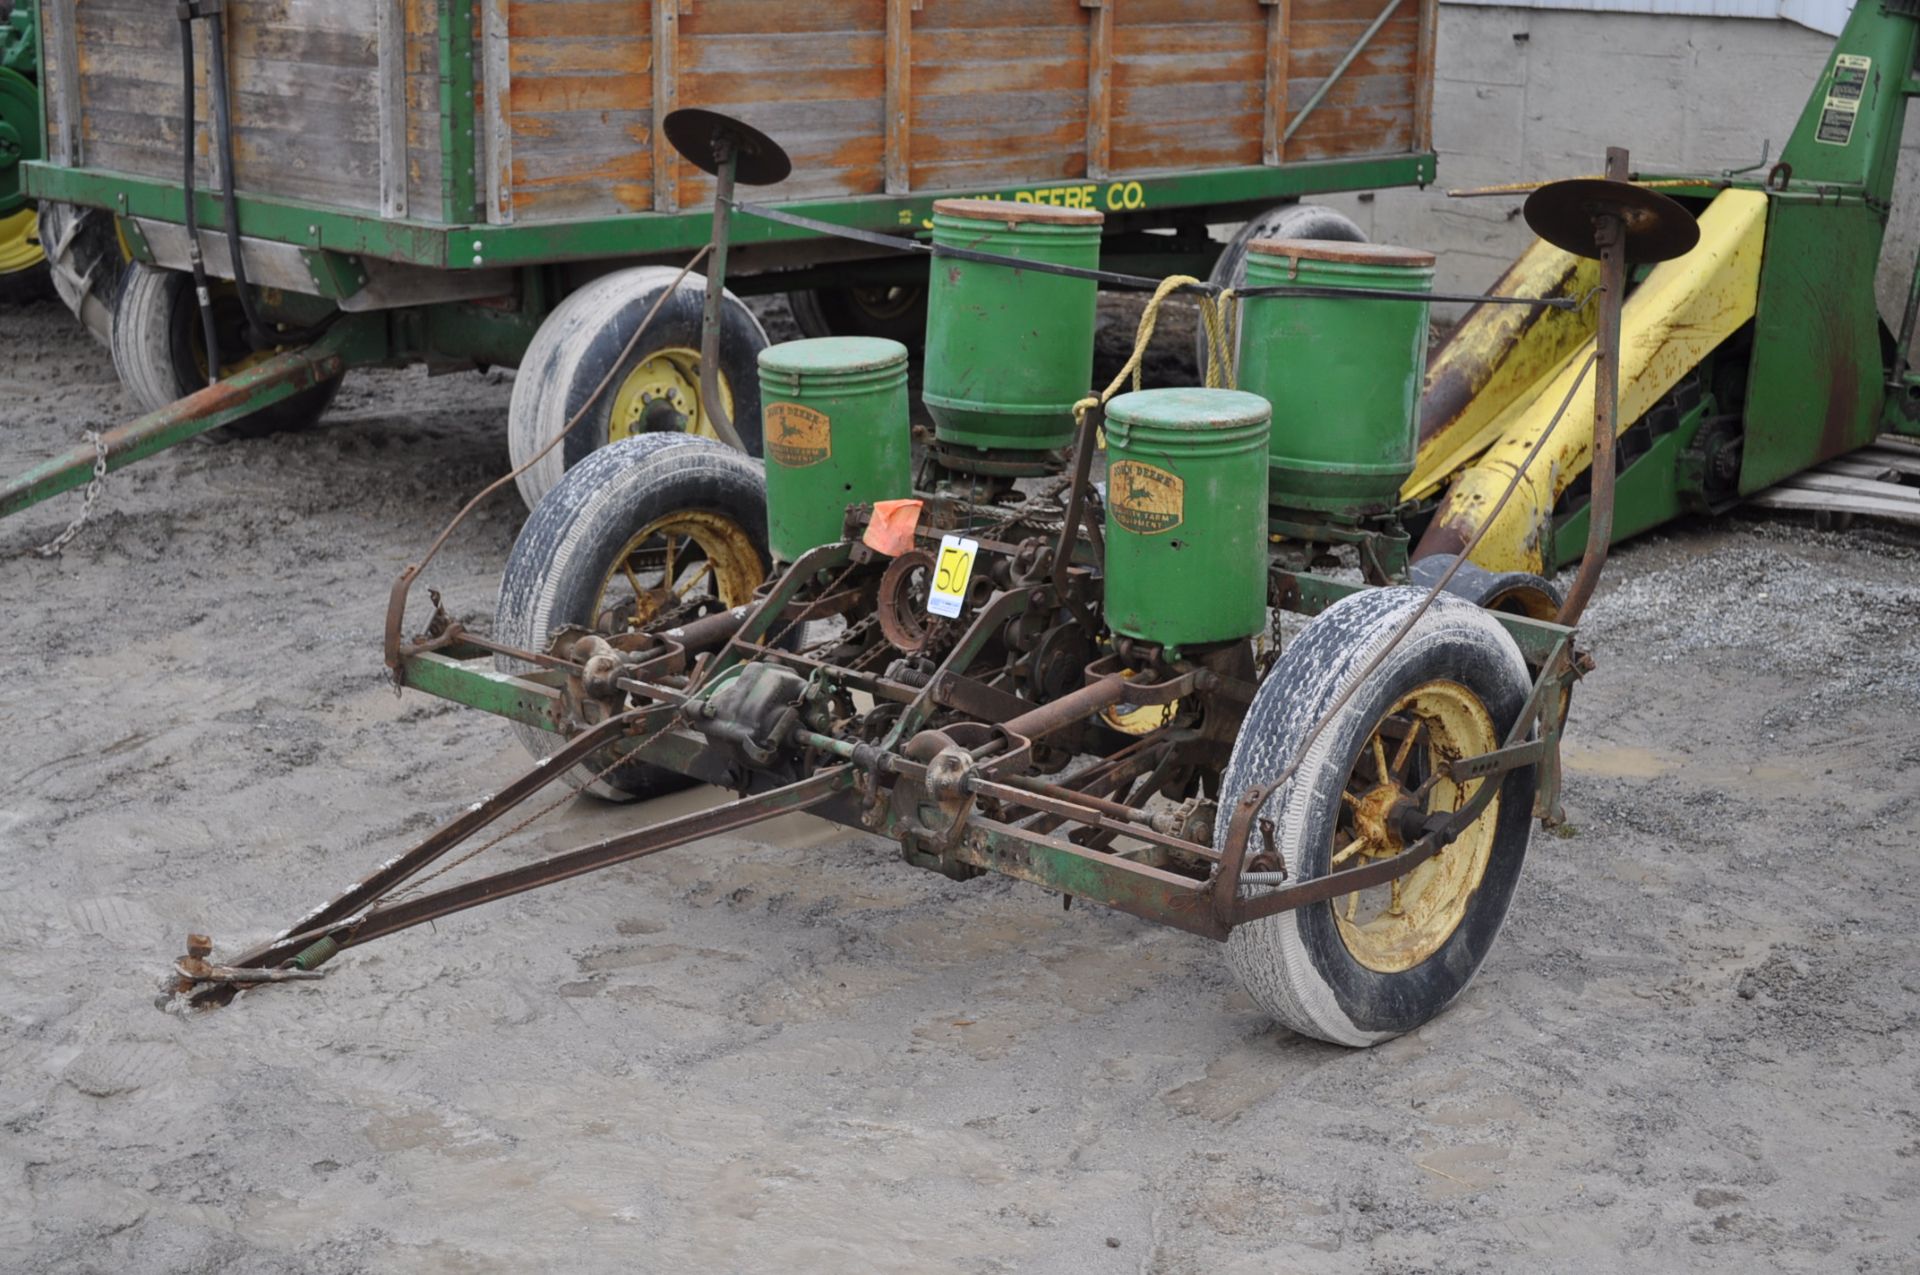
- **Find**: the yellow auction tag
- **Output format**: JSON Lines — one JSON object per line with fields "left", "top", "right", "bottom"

{"left": 927, "top": 534, "right": 978, "bottom": 618}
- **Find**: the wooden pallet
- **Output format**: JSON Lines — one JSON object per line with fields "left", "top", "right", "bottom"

{"left": 1748, "top": 434, "right": 1920, "bottom": 526}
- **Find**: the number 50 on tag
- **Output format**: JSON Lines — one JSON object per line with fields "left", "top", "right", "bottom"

{"left": 927, "top": 535, "right": 978, "bottom": 618}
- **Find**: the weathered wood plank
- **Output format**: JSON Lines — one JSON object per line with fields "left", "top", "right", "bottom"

{"left": 481, "top": 0, "right": 511, "bottom": 222}
{"left": 381, "top": 0, "right": 410, "bottom": 217}
{"left": 652, "top": 0, "right": 677, "bottom": 211}
{"left": 1086, "top": 0, "right": 1113, "bottom": 180}
{"left": 1263, "top": 0, "right": 1289, "bottom": 165}
{"left": 508, "top": 35, "right": 649, "bottom": 76}
{"left": 884, "top": 0, "right": 914, "bottom": 194}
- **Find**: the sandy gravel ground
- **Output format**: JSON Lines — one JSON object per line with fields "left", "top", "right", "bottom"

{"left": 3, "top": 292, "right": 1919, "bottom": 1274}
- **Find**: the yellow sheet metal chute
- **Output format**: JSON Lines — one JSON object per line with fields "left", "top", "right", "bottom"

{"left": 1409, "top": 239, "right": 1599, "bottom": 503}
{"left": 1410, "top": 188, "right": 1768, "bottom": 573}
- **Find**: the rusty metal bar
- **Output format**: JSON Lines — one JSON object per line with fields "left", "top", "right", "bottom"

{"left": 219, "top": 764, "right": 848, "bottom": 988}
{"left": 970, "top": 776, "right": 1218, "bottom": 861}
{"left": 278, "top": 766, "right": 852, "bottom": 962}
{"left": 999, "top": 675, "right": 1129, "bottom": 742}
{"left": 1, "top": 338, "right": 350, "bottom": 518}
{"left": 949, "top": 816, "right": 1224, "bottom": 940}
{"left": 1556, "top": 146, "right": 1632, "bottom": 626}
{"left": 1282, "top": 0, "right": 1405, "bottom": 146}
{"left": 222, "top": 707, "right": 664, "bottom": 970}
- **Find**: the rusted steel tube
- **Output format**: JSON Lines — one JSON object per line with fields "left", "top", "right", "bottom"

{"left": 1556, "top": 147, "right": 1631, "bottom": 627}
{"left": 1000, "top": 675, "right": 1130, "bottom": 741}
{"left": 1, "top": 341, "right": 348, "bottom": 518}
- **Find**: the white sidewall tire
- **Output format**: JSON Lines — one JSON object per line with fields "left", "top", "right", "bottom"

{"left": 1220, "top": 588, "right": 1535, "bottom": 1047}
{"left": 508, "top": 265, "right": 771, "bottom": 511}
{"left": 494, "top": 434, "right": 771, "bottom": 801}
{"left": 111, "top": 262, "right": 188, "bottom": 415}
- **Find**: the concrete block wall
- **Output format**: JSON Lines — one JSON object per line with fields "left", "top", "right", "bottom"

{"left": 1307, "top": 5, "right": 1920, "bottom": 325}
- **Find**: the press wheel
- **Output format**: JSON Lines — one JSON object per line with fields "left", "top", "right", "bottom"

{"left": 494, "top": 434, "right": 773, "bottom": 801}
{"left": 1219, "top": 587, "right": 1537, "bottom": 1046}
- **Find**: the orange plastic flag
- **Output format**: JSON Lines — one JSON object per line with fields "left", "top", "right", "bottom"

{"left": 862, "top": 498, "right": 924, "bottom": 557}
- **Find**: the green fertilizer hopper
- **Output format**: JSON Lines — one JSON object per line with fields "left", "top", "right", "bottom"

{"left": 757, "top": 337, "right": 914, "bottom": 565}
{"left": 922, "top": 199, "right": 1105, "bottom": 473}
{"left": 1238, "top": 238, "right": 1435, "bottom": 523}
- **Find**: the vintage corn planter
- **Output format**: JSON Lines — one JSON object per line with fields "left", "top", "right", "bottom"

{"left": 166, "top": 103, "right": 1708, "bottom": 1046}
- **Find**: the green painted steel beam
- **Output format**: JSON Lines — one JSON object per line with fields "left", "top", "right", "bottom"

{"left": 397, "top": 652, "right": 564, "bottom": 731}
{"left": 944, "top": 815, "right": 1222, "bottom": 940}
{"left": 437, "top": 0, "right": 478, "bottom": 226}
{"left": 22, "top": 165, "right": 449, "bottom": 264}
{"left": 1, "top": 320, "right": 385, "bottom": 518}
{"left": 22, "top": 151, "right": 1433, "bottom": 274}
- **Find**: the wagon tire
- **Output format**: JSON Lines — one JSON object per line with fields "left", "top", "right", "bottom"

{"left": 787, "top": 280, "right": 929, "bottom": 346}
{"left": 110, "top": 262, "right": 343, "bottom": 439}
{"left": 0, "top": 210, "right": 51, "bottom": 304}
{"left": 495, "top": 434, "right": 774, "bottom": 802}
{"left": 1408, "top": 553, "right": 1563, "bottom": 622}
{"left": 1219, "top": 587, "right": 1535, "bottom": 1046}
{"left": 1201, "top": 202, "right": 1365, "bottom": 375}
{"left": 36, "top": 201, "right": 125, "bottom": 344}
{"left": 0, "top": 65, "right": 51, "bottom": 305}
{"left": 509, "top": 265, "right": 770, "bottom": 511}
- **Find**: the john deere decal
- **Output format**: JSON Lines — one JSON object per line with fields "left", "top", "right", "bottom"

{"left": 766, "top": 404, "right": 832, "bottom": 468}
{"left": 1109, "top": 460, "right": 1184, "bottom": 534}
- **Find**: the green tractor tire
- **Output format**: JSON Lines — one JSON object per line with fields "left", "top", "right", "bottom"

{"left": 0, "top": 65, "right": 50, "bottom": 304}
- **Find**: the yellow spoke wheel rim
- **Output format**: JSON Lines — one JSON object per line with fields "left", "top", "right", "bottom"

{"left": 0, "top": 208, "right": 44, "bottom": 275}
{"left": 594, "top": 509, "right": 763, "bottom": 632}
{"left": 1331, "top": 679, "right": 1501, "bottom": 973}
{"left": 608, "top": 347, "right": 733, "bottom": 445}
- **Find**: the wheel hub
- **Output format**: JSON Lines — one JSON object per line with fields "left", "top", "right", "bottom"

{"left": 594, "top": 509, "right": 764, "bottom": 633}
{"left": 610, "top": 348, "right": 733, "bottom": 444}
{"left": 0, "top": 206, "right": 40, "bottom": 274}
{"left": 1330, "top": 681, "right": 1502, "bottom": 973}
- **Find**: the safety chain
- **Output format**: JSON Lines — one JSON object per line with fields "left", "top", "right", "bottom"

{"left": 35, "top": 428, "right": 108, "bottom": 558}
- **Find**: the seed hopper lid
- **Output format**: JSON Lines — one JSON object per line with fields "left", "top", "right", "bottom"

{"left": 932, "top": 198, "right": 1105, "bottom": 226}
{"left": 1523, "top": 178, "right": 1699, "bottom": 264}
{"left": 662, "top": 108, "right": 793, "bottom": 186}
{"left": 1248, "top": 238, "right": 1436, "bottom": 268}
{"left": 1105, "top": 387, "right": 1273, "bottom": 431}
{"left": 757, "top": 336, "right": 910, "bottom": 375}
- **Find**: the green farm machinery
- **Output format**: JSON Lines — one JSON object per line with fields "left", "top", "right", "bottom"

{"left": 0, "top": 0, "right": 47, "bottom": 300}
{"left": 165, "top": 85, "right": 1699, "bottom": 1044}
{"left": 3, "top": 0, "right": 1916, "bottom": 1039}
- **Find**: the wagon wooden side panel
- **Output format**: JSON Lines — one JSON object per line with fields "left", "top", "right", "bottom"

{"left": 907, "top": 0, "right": 1092, "bottom": 195}
{"left": 58, "top": 0, "right": 388, "bottom": 214}
{"left": 31, "top": 0, "right": 1440, "bottom": 259}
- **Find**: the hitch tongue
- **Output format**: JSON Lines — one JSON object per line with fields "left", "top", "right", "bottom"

{"left": 171, "top": 933, "right": 327, "bottom": 998}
